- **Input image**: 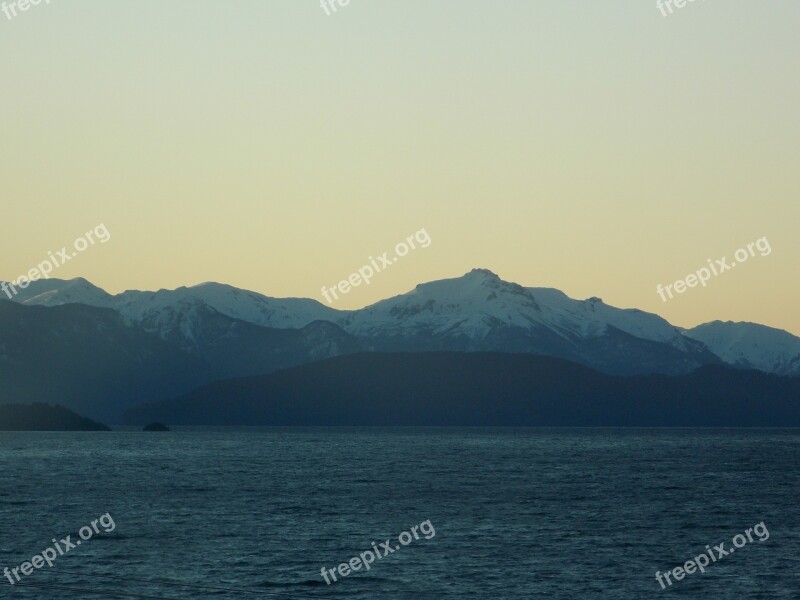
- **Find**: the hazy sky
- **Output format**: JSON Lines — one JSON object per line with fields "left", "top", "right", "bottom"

{"left": 1, "top": 1, "right": 798, "bottom": 334}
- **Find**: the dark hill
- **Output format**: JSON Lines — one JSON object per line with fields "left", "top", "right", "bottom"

{"left": 0, "top": 403, "right": 110, "bottom": 431}
{"left": 0, "top": 301, "right": 210, "bottom": 423}
{"left": 124, "top": 352, "right": 800, "bottom": 427}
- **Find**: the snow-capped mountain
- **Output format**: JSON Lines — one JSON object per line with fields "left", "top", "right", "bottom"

{"left": 2, "top": 277, "right": 111, "bottom": 307}
{"left": 158, "top": 282, "right": 340, "bottom": 329}
{"left": 7, "top": 278, "right": 338, "bottom": 342}
{"left": 685, "top": 321, "right": 800, "bottom": 377}
{"left": 105, "top": 284, "right": 339, "bottom": 340}
{"left": 6, "top": 270, "right": 799, "bottom": 377}
{"left": 341, "top": 268, "right": 694, "bottom": 349}
{"left": 335, "top": 268, "right": 718, "bottom": 374}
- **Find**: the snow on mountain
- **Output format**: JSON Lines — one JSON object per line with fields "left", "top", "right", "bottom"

{"left": 3, "top": 277, "right": 111, "bottom": 307}
{"left": 106, "top": 291, "right": 220, "bottom": 345}
{"left": 7, "top": 272, "right": 800, "bottom": 377}
{"left": 107, "top": 283, "right": 342, "bottom": 350}
{"left": 181, "top": 282, "right": 339, "bottom": 329}
{"left": 12, "top": 278, "right": 338, "bottom": 332}
{"left": 685, "top": 321, "right": 800, "bottom": 376}
{"left": 339, "top": 268, "right": 693, "bottom": 350}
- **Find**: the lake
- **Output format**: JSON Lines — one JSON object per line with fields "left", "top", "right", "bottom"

{"left": 0, "top": 428, "right": 797, "bottom": 598}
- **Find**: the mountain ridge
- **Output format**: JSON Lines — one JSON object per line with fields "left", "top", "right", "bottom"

{"left": 123, "top": 352, "right": 800, "bottom": 427}
{"left": 6, "top": 270, "right": 798, "bottom": 377}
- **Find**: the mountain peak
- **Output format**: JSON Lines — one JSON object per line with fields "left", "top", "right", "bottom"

{"left": 409, "top": 269, "right": 521, "bottom": 299}
{"left": 465, "top": 268, "right": 500, "bottom": 279}
{"left": 686, "top": 320, "right": 800, "bottom": 376}
{"left": 11, "top": 277, "right": 111, "bottom": 307}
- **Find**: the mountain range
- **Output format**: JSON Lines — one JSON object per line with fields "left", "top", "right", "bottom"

{"left": 2, "top": 269, "right": 799, "bottom": 422}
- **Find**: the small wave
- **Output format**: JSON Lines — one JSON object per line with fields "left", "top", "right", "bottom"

{"left": 257, "top": 579, "right": 326, "bottom": 588}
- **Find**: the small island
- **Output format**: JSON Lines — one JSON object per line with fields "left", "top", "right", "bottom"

{"left": 143, "top": 422, "right": 170, "bottom": 432}
{"left": 0, "top": 403, "right": 110, "bottom": 431}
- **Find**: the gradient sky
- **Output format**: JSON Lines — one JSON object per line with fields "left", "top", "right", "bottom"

{"left": 1, "top": 1, "right": 798, "bottom": 334}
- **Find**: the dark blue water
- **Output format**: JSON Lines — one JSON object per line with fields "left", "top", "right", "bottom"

{"left": 0, "top": 429, "right": 798, "bottom": 599}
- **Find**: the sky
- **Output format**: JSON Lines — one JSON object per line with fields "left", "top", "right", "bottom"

{"left": 1, "top": 0, "right": 798, "bottom": 334}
